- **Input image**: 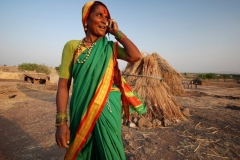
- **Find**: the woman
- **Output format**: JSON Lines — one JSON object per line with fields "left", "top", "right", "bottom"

{"left": 55, "top": 1, "right": 146, "bottom": 160}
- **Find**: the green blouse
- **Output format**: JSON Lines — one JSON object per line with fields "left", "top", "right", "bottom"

{"left": 59, "top": 39, "right": 126, "bottom": 79}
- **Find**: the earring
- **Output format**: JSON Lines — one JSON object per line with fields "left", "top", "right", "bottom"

{"left": 84, "top": 24, "right": 87, "bottom": 31}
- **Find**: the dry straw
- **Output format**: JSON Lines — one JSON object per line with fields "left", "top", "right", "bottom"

{"left": 123, "top": 52, "right": 186, "bottom": 122}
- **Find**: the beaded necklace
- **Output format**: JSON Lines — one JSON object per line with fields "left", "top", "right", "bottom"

{"left": 76, "top": 39, "right": 96, "bottom": 64}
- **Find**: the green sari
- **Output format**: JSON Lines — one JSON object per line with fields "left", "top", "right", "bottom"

{"left": 65, "top": 37, "right": 125, "bottom": 160}
{"left": 64, "top": 36, "right": 146, "bottom": 160}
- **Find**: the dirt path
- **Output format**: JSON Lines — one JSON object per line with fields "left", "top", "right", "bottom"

{"left": 0, "top": 81, "right": 239, "bottom": 160}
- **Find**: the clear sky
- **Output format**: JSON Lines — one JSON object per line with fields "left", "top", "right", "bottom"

{"left": 1, "top": 0, "right": 240, "bottom": 73}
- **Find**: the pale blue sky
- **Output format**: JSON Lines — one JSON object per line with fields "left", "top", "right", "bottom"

{"left": 0, "top": 0, "right": 240, "bottom": 73}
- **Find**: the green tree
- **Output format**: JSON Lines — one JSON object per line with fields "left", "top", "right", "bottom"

{"left": 36, "top": 64, "right": 51, "bottom": 75}
{"left": 220, "top": 74, "right": 231, "bottom": 82}
{"left": 55, "top": 65, "right": 61, "bottom": 75}
{"left": 197, "top": 74, "right": 207, "bottom": 79}
{"left": 183, "top": 72, "right": 187, "bottom": 77}
{"left": 18, "top": 63, "right": 38, "bottom": 71}
{"left": 18, "top": 63, "right": 51, "bottom": 75}
{"left": 232, "top": 74, "right": 240, "bottom": 81}
{"left": 205, "top": 73, "right": 216, "bottom": 80}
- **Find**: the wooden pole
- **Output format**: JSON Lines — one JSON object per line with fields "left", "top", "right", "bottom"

{"left": 122, "top": 74, "right": 163, "bottom": 82}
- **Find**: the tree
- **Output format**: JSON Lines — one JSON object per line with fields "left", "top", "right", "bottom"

{"left": 205, "top": 73, "right": 216, "bottom": 80}
{"left": 18, "top": 63, "right": 51, "bottom": 75}
{"left": 197, "top": 74, "right": 207, "bottom": 79}
{"left": 232, "top": 74, "right": 240, "bottom": 81}
{"left": 183, "top": 72, "right": 187, "bottom": 77}
{"left": 55, "top": 65, "right": 61, "bottom": 75}
{"left": 221, "top": 74, "right": 230, "bottom": 82}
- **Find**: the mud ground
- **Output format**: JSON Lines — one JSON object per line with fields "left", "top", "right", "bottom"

{"left": 0, "top": 80, "right": 239, "bottom": 160}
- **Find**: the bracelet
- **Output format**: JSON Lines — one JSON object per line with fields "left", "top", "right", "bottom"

{"left": 56, "top": 111, "right": 68, "bottom": 120}
{"left": 56, "top": 111, "right": 68, "bottom": 127}
{"left": 114, "top": 30, "right": 127, "bottom": 42}
{"left": 56, "top": 119, "right": 68, "bottom": 124}
{"left": 55, "top": 122, "right": 68, "bottom": 127}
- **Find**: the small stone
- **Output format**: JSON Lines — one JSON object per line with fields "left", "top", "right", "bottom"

{"left": 152, "top": 119, "right": 162, "bottom": 127}
{"left": 124, "top": 133, "right": 131, "bottom": 139}
{"left": 137, "top": 117, "right": 153, "bottom": 128}
{"left": 132, "top": 117, "right": 138, "bottom": 123}
{"left": 172, "top": 118, "right": 180, "bottom": 123}
{"left": 182, "top": 108, "right": 190, "bottom": 117}
{"left": 128, "top": 122, "right": 137, "bottom": 128}
{"left": 162, "top": 118, "right": 172, "bottom": 127}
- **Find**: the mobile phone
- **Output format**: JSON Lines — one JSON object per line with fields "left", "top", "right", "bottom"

{"left": 108, "top": 22, "right": 113, "bottom": 28}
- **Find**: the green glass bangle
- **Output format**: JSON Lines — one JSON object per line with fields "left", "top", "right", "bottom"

{"left": 115, "top": 30, "right": 126, "bottom": 42}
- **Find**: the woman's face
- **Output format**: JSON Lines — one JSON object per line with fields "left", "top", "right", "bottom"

{"left": 86, "top": 5, "right": 109, "bottom": 37}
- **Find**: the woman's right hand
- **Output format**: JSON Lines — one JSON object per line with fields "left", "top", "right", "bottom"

{"left": 107, "top": 19, "right": 119, "bottom": 36}
{"left": 55, "top": 124, "right": 70, "bottom": 148}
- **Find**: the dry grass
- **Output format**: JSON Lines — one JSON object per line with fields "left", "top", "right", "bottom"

{"left": 177, "top": 122, "right": 233, "bottom": 159}
{"left": 123, "top": 53, "right": 186, "bottom": 122}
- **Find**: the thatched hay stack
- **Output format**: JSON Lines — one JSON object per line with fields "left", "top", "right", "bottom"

{"left": 152, "top": 53, "right": 185, "bottom": 95}
{"left": 124, "top": 53, "right": 184, "bottom": 96}
{"left": 123, "top": 53, "right": 186, "bottom": 122}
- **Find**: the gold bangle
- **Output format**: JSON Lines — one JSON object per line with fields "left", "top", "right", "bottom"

{"left": 56, "top": 119, "right": 68, "bottom": 123}
{"left": 56, "top": 111, "right": 68, "bottom": 118}
{"left": 56, "top": 111, "right": 68, "bottom": 126}
{"left": 55, "top": 122, "right": 67, "bottom": 127}
{"left": 56, "top": 114, "right": 68, "bottom": 120}
{"left": 115, "top": 30, "right": 126, "bottom": 42}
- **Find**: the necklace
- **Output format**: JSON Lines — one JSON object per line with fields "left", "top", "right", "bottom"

{"left": 76, "top": 39, "right": 96, "bottom": 64}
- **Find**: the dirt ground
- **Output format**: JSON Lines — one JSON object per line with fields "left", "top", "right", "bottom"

{"left": 0, "top": 77, "right": 239, "bottom": 160}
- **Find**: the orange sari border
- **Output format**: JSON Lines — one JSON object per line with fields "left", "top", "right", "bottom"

{"left": 82, "top": 1, "right": 94, "bottom": 29}
{"left": 65, "top": 56, "right": 114, "bottom": 160}
{"left": 73, "top": 82, "right": 112, "bottom": 159}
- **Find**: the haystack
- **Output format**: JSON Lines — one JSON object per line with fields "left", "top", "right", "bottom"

{"left": 123, "top": 53, "right": 186, "bottom": 123}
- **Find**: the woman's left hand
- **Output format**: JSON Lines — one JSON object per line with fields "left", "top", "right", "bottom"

{"left": 107, "top": 19, "right": 119, "bottom": 36}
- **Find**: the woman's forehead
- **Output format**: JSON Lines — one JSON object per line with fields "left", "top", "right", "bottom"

{"left": 92, "top": 5, "right": 109, "bottom": 16}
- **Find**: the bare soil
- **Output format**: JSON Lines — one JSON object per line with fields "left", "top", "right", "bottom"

{"left": 0, "top": 76, "right": 239, "bottom": 159}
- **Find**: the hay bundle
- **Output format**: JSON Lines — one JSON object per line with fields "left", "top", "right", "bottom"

{"left": 123, "top": 53, "right": 186, "bottom": 122}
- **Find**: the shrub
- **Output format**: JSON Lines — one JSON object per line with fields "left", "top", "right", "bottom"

{"left": 205, "top": 73, "right": 216, "bottom": 80}
{"left": 183, "top": 72, "right": 187, "bottom": 77}
{"left": 35, "top": 64, "right": 51, "bottom": 75}
{"left": 197, "top": 74, "right": 207, "bottom": 79}
{"left": 55, "top": 65, "right": 61, "bottom": 75}
{"left": 18, "top": 63, "right": 51, "bottom": 75}
{"left": 219, "top": 74, "right": 231, "bottom": 82}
